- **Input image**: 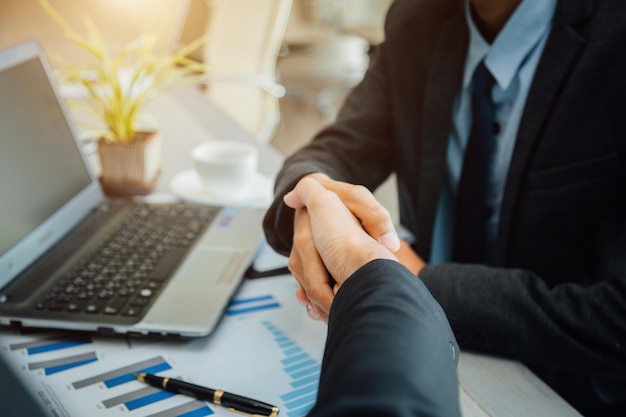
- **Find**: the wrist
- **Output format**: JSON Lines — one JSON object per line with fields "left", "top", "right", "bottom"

{"left": 339, "top": 238, "right": 397, "bottom": 283}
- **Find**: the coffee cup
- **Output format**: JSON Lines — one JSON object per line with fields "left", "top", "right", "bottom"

{"left": 191, "top": 140, "right": 258, "bottom": 199}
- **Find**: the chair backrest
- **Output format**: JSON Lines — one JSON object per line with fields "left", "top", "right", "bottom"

{"left": 203, "top": 0, "right": 293, "bottom": 144}
{"left": 341, "top": 0, "right": 392, "bottom": 45}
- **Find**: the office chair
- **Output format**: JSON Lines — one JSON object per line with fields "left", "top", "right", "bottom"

{"left": 201, "top": 0, "right": 293, "bottom": 145}
{"left": 278, "top": 0, "right": 391, "bottom": 116}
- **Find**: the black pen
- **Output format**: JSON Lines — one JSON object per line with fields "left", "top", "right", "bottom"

{"left": 135, "top": 373, "right": 279, "bottom": 417}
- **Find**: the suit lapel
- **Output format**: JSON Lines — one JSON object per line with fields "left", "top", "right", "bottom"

{"left": 416, "top": 13, "right": 467, "bottom": 259}
{"left": 496, "top": 0, "right": 594, "bottom": 263}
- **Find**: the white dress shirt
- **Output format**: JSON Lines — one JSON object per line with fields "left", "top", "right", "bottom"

{"left": 429, "top": 0, "right": 558, "bottom": 264}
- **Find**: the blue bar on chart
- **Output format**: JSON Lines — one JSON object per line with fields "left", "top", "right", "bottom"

{"left": 102, "top": 386, "right": 176, "bottom": 411}
{"left": 10, "top": 334, "right": 92, "bottom": 355}
{"left": 28, "top": 351, "right": 98, "bottom": 375}
{"left": 146, "top": 400, "right": 214, "bottom": 417}
{"left": 225, "top": 294, "right": 280, "bottom": 316}
{"left": 72, "top": 356, "right": 171, "bottom": 390}
{"left": 72, "top": 355, "right": 213, "bottom": 416}
{"left": 262, "top": 321, "right": 320, "bottom": 417}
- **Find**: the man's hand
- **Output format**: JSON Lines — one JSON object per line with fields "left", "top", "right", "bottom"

{"left": 306, "top": 173, "right": 401, "bottom": 252}
{"left": 305, "top": 173, "right": 426, "bottom": 276}
{"left": 289, "top": 207, "right": 332, "bottom": 322}
{"left": 284, "top": 177, "right": 397, "bottom": 321}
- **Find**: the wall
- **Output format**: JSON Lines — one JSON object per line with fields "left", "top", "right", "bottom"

{"left": 0, "top": 0, "right": 190, "bottom": 65}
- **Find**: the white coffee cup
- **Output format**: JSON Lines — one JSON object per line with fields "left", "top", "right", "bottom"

{"left": 191, "top": 140, "right": 258, "bottom": 199}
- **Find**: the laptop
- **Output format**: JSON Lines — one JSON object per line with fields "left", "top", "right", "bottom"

{"left": 0, "top": 40, "right": 266, "bottom": 338}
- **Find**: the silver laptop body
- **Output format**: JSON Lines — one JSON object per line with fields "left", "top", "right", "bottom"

{"left": 0, "top": 40, "right": 264, "bottom": 337}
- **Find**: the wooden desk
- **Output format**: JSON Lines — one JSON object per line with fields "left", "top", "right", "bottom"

{"left": 143, "top": 85, "right": 284, "bottom": 195}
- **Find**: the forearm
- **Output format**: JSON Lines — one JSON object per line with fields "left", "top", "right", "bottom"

{"left": 309, "top": 259, "right": 460, "bottom": 417}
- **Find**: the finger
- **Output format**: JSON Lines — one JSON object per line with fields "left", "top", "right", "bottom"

{"left": 290, "top": 207, "right": 335, "bottom": 313}
{"left": 306, "top": 302, "right": 322, "bottom": 321}
{"left": 328, "top": 183, "right": 400, "bottom": 251}
{"left": 288, "top": 178, "right": 395, "bottom": 283}
{"left": 295, "top": 286, "right": 309, "bottom": 306}
{"left": 310, "top": 175, "right": 400, "bottom": 252}
{"left": 286, "top": 178, "right": 356, "bottom": 225}
{"left": 294, "top": 272, "right": 330, "bottom": 322}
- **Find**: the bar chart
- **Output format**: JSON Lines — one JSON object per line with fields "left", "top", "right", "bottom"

{"left": 2, "top": 331, "right": 99, "bottom": 376}
{"left": 0, "top": 276, "right": 327, "bottom": 417}
{"left": 225, "top": 294, "right": 281, "bottom": 316}
{"left": 264, "top": 321, "right": 320, "bottom": 417}
{"left": 63, "top": 355, "right": 213, "bottom": 416}
{"left": 71, "top": 356, "right": 171, "bottom": 389}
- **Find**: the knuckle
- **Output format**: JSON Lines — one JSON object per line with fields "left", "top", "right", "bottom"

{"left": 306, "top": 280, "right": 329, "bottom": 298}
{"left": 361, "top": 205, "right": 391, "bottom": 227}
{"left": 287, "top": 256, "right": 299, "bottom": 273}
{"left": 345, "top": 184, "right": 370, "bottom": 200}
{"left": 292, "top": 231, "right": 311, "bottom": 248}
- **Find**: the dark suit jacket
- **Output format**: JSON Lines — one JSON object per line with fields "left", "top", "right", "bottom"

{"left": 309, "top": 260, "right": 460, "bottom": 417}
{"left": 264, "top": 0, "right": 626, "bottom": 414}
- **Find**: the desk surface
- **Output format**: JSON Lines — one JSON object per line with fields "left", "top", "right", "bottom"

{"left": 144, "top": 85, "right": 284, "bottom": 195}
{"left": 0, "top": 275, "right": 581, "bottom": 417}
{"left": 1, "top": 86, "right": 582, "bottom": 417}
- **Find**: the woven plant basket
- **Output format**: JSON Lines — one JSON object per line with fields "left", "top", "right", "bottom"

{"left": 97, "top": 131, "right": 162, "bottom": 195}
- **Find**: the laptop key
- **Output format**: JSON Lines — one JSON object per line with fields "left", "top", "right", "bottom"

{"left": 121, "top": 306, "right": 143, "bottom": 317}
{"left": 85, "top": 300, "right": 106, "bottom": 314}
{"left": 35, "top": 204, "right": 220, "bottom": 318}
{"left": 130, "top": 297, "right": 150, "bottom": 307}
{"left": 47, "top": 302, "right": 64, "bottom": 311}
{"left": 150, "top": 248, "right": 186, "bottom": 282}
{"left": 66, "top": 301, "right": 86, "bottom": 312}
{"left": 103, "top": 298, "right": 127, "bottom": 315}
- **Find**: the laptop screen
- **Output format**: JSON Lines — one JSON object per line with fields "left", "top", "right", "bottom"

{"left": 0, "top": 41, "right": 104, "bottom": 287}
{"left": 0, "top": 57, "right": 92, "bottom": 255}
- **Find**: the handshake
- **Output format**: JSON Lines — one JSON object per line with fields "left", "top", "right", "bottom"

{"left": 283, "top": 173, "right": 425, "bottom": 322}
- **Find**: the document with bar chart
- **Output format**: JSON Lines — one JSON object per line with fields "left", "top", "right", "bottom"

{"left": 0, "top": 275, "right": 327, "bottom": 417}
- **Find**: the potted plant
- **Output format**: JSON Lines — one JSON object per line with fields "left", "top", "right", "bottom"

{"left": 40, "top": 0, "right": 208, "bottom": 195}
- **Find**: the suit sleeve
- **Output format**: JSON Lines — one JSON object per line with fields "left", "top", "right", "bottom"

{"left": 308, "top": 259, "right": 461, "bottom": 417}
{"left": 418, "top": 263, "right": 626, "bottom": 379}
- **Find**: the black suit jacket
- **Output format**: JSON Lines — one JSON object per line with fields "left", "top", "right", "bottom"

{"left": 309, "top": 260, "right": 460, "bottom": 417}
{"left": 264, "top": 0, "right": 626, "bottom": 414}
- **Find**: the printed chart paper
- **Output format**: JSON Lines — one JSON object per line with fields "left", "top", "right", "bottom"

{"left": 0, "top": 276, "right": 327, "bottom": 417}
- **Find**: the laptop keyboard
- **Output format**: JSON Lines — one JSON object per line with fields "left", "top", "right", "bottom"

{"left": 35, "top": 204, "right": 219, "bottom": 319}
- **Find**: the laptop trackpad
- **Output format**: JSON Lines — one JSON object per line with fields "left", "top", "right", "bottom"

{"left": 175, "top": 247, "right": 245, "bottom": 284}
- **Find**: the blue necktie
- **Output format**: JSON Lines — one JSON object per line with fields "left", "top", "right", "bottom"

{"left": 453, "top": 61, "right": 496, "bottom": 263}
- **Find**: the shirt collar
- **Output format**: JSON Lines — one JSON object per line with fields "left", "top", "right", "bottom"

{"left": 463, "top": 0, "right": 557, "bottom": 90}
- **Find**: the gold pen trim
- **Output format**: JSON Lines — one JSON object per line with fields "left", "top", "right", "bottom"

{"left": 161, "top": 377, "right": 169, "bottom": 389}
{"left": 214, "top": 389, "right": 224, "bottom": 406}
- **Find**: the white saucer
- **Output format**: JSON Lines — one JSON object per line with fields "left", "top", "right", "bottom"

{"left": 169, "top": 169, "right": 273, "bottom": 208}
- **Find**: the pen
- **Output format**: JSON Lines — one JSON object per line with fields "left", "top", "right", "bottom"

{"left": 135, "top": 373, "right": 279, "bottom": 417}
